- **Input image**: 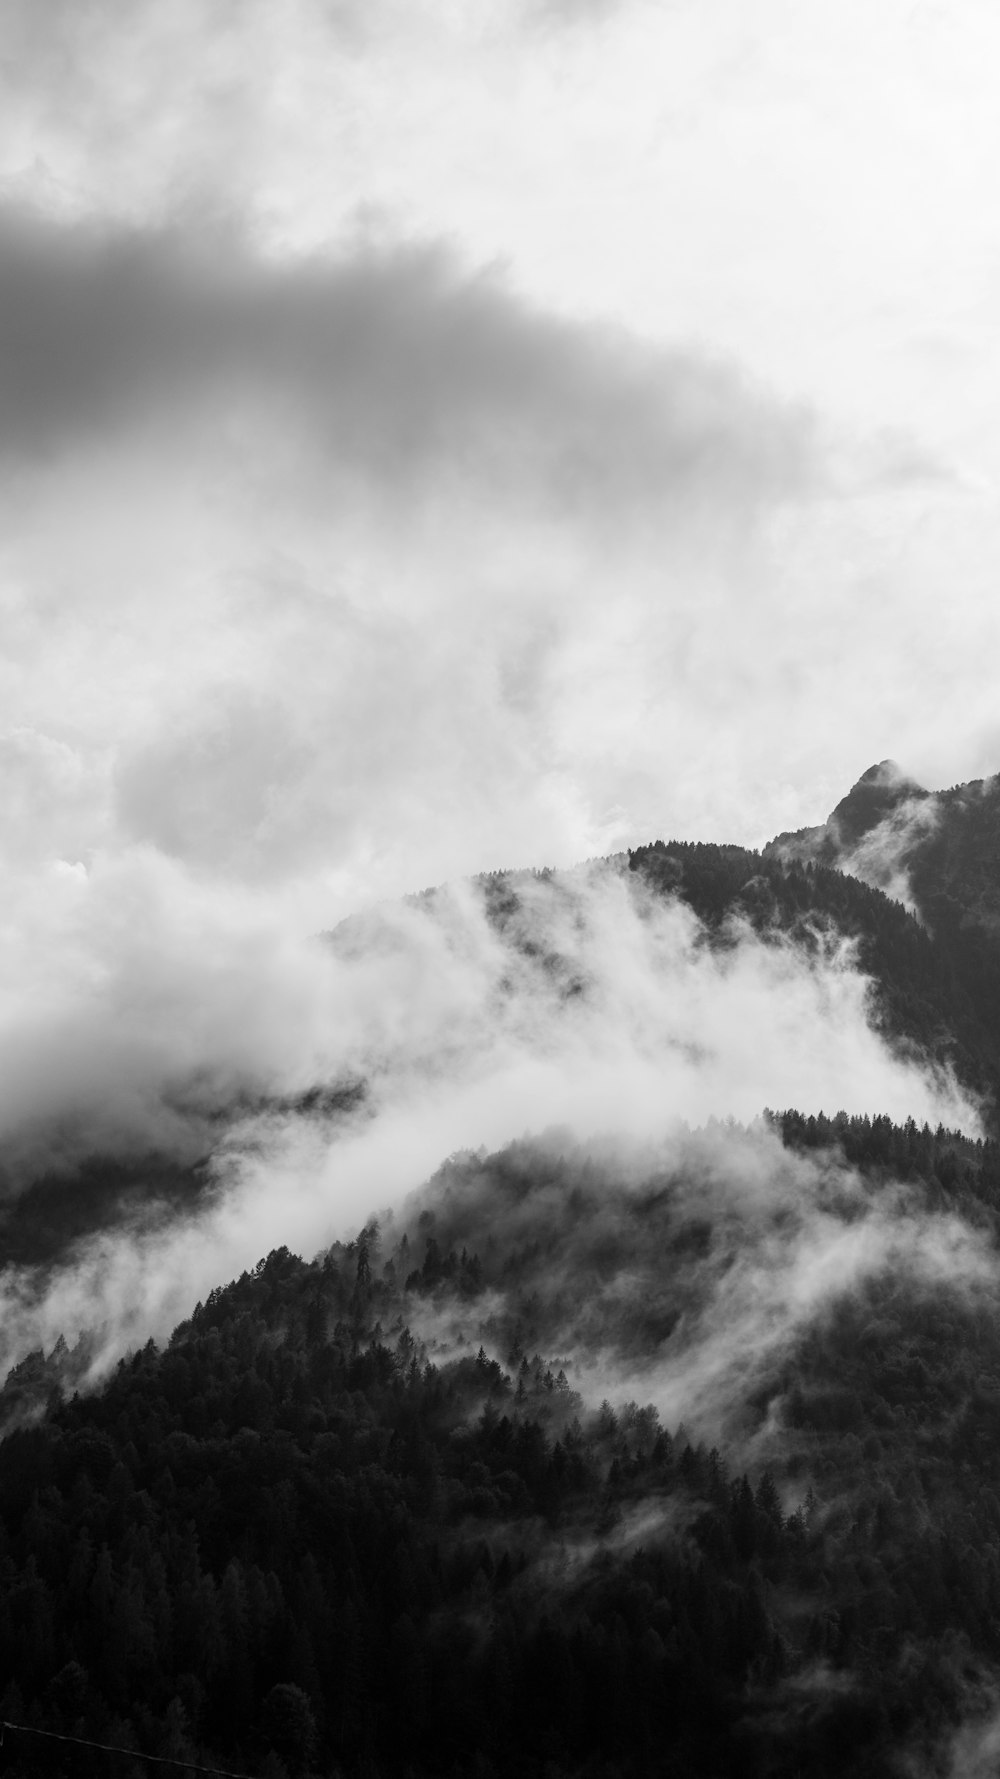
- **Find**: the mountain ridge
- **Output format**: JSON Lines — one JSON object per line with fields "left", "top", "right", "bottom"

{"left": 3, "top": 805, "right": 998, "bottom": 1294}
{"left": 3, "top": 773, "right": 1000, "bottom": 1773}
{"left": 2, "top": 1110, "right": 1000, "bottom": 1777}
{"left": 765, "top": 758, "right": 1000, "bottom": 935}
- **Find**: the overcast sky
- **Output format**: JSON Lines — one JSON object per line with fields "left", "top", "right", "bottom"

{"left": 4, "top": 0, "right": 1000, "bottom": 927}
{"left": 1, "top": 0, "right": 997, "bottom": 1350}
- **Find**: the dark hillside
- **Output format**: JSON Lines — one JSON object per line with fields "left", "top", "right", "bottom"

{"left": 3, "top": 828, "right": 994, "bottom": 1293}
{"left": 629, "top": 839, "right": 1000, "bottom": 1120}
{"left": 767, "top": 762, "right": 1000, "bottom": 939}
{"left": 2, "top": 1119, "right": 1000, "bottom": 1775}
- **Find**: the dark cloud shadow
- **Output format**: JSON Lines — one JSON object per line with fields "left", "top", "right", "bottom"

{"left": 0, "top": 206, "right": 819, "bottom": 522}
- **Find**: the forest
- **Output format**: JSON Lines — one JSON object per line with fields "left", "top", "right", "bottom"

{"left": 2, "top": 1113, "right": 1000, "bottom": 1775}
{"left": 3, "top": 832, "right": 996, "bottom": 1296}
{"left": 1, "top": 831, "right": 1000, "bottom": 1774}
{"left": 627, "top": 840, "right": 1000, "bottom": 1115}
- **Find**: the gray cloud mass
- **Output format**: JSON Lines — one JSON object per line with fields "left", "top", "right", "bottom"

{"left": 0, "top": 207, "right": 817, "bottom": 518}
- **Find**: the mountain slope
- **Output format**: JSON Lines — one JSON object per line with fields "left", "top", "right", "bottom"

{"left": 3, "top": 1114, "right": 1000, "bottom": 1777}
{"left": 766, "top": 758, "right": 1000, "bottom": 936}
{"left": 3, "top": 790, "right": 1000, "bottom": 1773}
{"left": 760, "top": 764, "right": 1000, "bottom": 1120}
{"left": 627, "top": 839, "right": 1000, "bottom": 1119}
{"left": 0, "top": 824, "right": 994, "bottom": 1299}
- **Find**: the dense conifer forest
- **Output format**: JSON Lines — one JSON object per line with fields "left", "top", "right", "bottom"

{"left": 628, "top": 840, "right": 1000, "bottom": 1116}
{"left": 6, "top": 805, "right": 1000, "bottom": 1775}
{"left": 3, "top": 1114, "right": 1000, "bottom": 1776}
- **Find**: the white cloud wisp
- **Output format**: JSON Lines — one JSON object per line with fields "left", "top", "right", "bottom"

{"left": 0, "top": 860, "right": 977, "bottom": 1386}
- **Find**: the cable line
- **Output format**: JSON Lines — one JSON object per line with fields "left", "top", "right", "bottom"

{"left": 0, "top": 1718, "right": 257, "bottom": 1777}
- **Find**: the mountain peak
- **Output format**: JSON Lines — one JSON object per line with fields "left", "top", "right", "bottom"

{"left": 855, "top": 758, "right": 919, "bottom": 789}
{"left": 828, "top": 760, "right": 928, "bottom": 848}
{"left": 765, "top": 760, "right": 1000, "bottom": 935}
{"left": 765, "top": 760, "right": 929, "bottom": 872}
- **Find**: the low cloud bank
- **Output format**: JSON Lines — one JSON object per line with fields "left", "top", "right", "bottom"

{"left": 386, "top": 1118, "right": 997, "bottom": 1449}
{"left": 0, "top": 857, "right": 980, "bottom": 1384}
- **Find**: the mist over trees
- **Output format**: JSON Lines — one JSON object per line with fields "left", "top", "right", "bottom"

{"left": 7, "top": 0, "right": 1000, "bottom": 1756}
{"left": 3, "top": 789, "right": 1000, "bottom": 1773}
{"left": 2, "top": 1114, "right": 1000, "bottom": 1775}
{"left": 2, "top": 830, "right": 984, "bottom": 1304}
{"left": 628, "top": 840, "right": 1000, "bottom": 1117}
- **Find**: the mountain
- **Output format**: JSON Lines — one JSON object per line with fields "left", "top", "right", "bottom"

{"left": 761, "top": 762, "right": 1000, "bottom": 1123}
{"left": 628, "top": 836, "right": 1000, "bottom": 1122}
{"left": 2, "top": 1114, "right": 1000, "bottom": 1778}
{"left": 7, "top": 790, "right": 1000, "bottom": 1773}
{"left": 4, "top": 811, "right": 1000, "bottom": 1301}
{"left": 766, "top": 760, "right": 931, "bottom": 875}
{"left": 766, "top": 758, "right": 1000, "bottom": 937}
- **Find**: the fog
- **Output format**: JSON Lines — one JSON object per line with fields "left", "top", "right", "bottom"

{"left": 376, "top": 1114, "right": 999, "bottom": 1459}
{"left": 832, "top": 792, "right": 940, "bottom": 916}
{"left": 0, "top": 859, "right": 979, "bottom": 1386}
{"left": 768, "top": 761, "right": 943, "bottom": 915}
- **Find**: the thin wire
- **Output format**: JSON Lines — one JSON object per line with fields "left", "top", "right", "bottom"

{"left": 0, "top": 1718, "right": 257, "bottom": 1776}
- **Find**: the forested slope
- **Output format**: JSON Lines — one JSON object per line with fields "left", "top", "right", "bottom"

{"left": 628, "top": 840, "right": 1000, "bottom": 1118}
{"left": 1, "top": 827, "right": 993, "bottom": 1293}
{"left": 3, "top": 1117, "right": 1000, "bottom": 1776}
{"left": 766, "top": 761, "right": 1000, "bottom": 941}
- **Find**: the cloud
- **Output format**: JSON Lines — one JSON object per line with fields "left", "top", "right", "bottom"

{"left": 1, "top": 0, "right": 999, "bottom": 1515}
{"left": 0, "top": 0, "right": 313, "bottom": 221}
{"left": 940, "top": 1701, "right": 1000, "bottom": 1779}
{"left": 0, "top": 203, "right": 833, "bottom": 894}
{"left": 0, "top": 207, "right": 818, "bottom": 526}
{"left": 834, "top": 795, "right": 941, "bottom": 914}
{"left": 0, "top": 860, "right": 979, "bottom": 1383}
{"left": 527, "top": 0, "right": 632, "bottom": 28}
{"left": 614, "top": 1185, "right": 993, "bottom": 1441}
{"left": 375, "top": 1115, "right": 999, "bottom": 1452}
{"left": 0, "top": 727, "right": 104, "bottom": 864}
{"left": 0, "top": 850, "right": 339, "bottom": 1177}
{"left": 0, "top": 840, "right": 980, "bottom": 1192}
{"left": 765, "top": 761, "right": 943, "bottom": 913}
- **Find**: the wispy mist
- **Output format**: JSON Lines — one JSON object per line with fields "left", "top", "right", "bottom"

{"left": 0, "top": 860, "right": 978, "bottom": 1385}
{"left": 384, "top": 1116, "right": 999, "bottom": 1456}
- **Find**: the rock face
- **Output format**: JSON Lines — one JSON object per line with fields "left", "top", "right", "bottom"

{"left": 766, "top": 760, "right": 1000, "bottom": 936}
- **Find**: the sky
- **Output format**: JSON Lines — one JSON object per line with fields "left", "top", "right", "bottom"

{"left": 4, "top": 0, "right": 1000, "bottom": 912}
{"left": 0, "top": 0, "right": 995, "bottom": 1360}
{"left": 0, "top": 2, "right": 997, "bottom": 1177}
